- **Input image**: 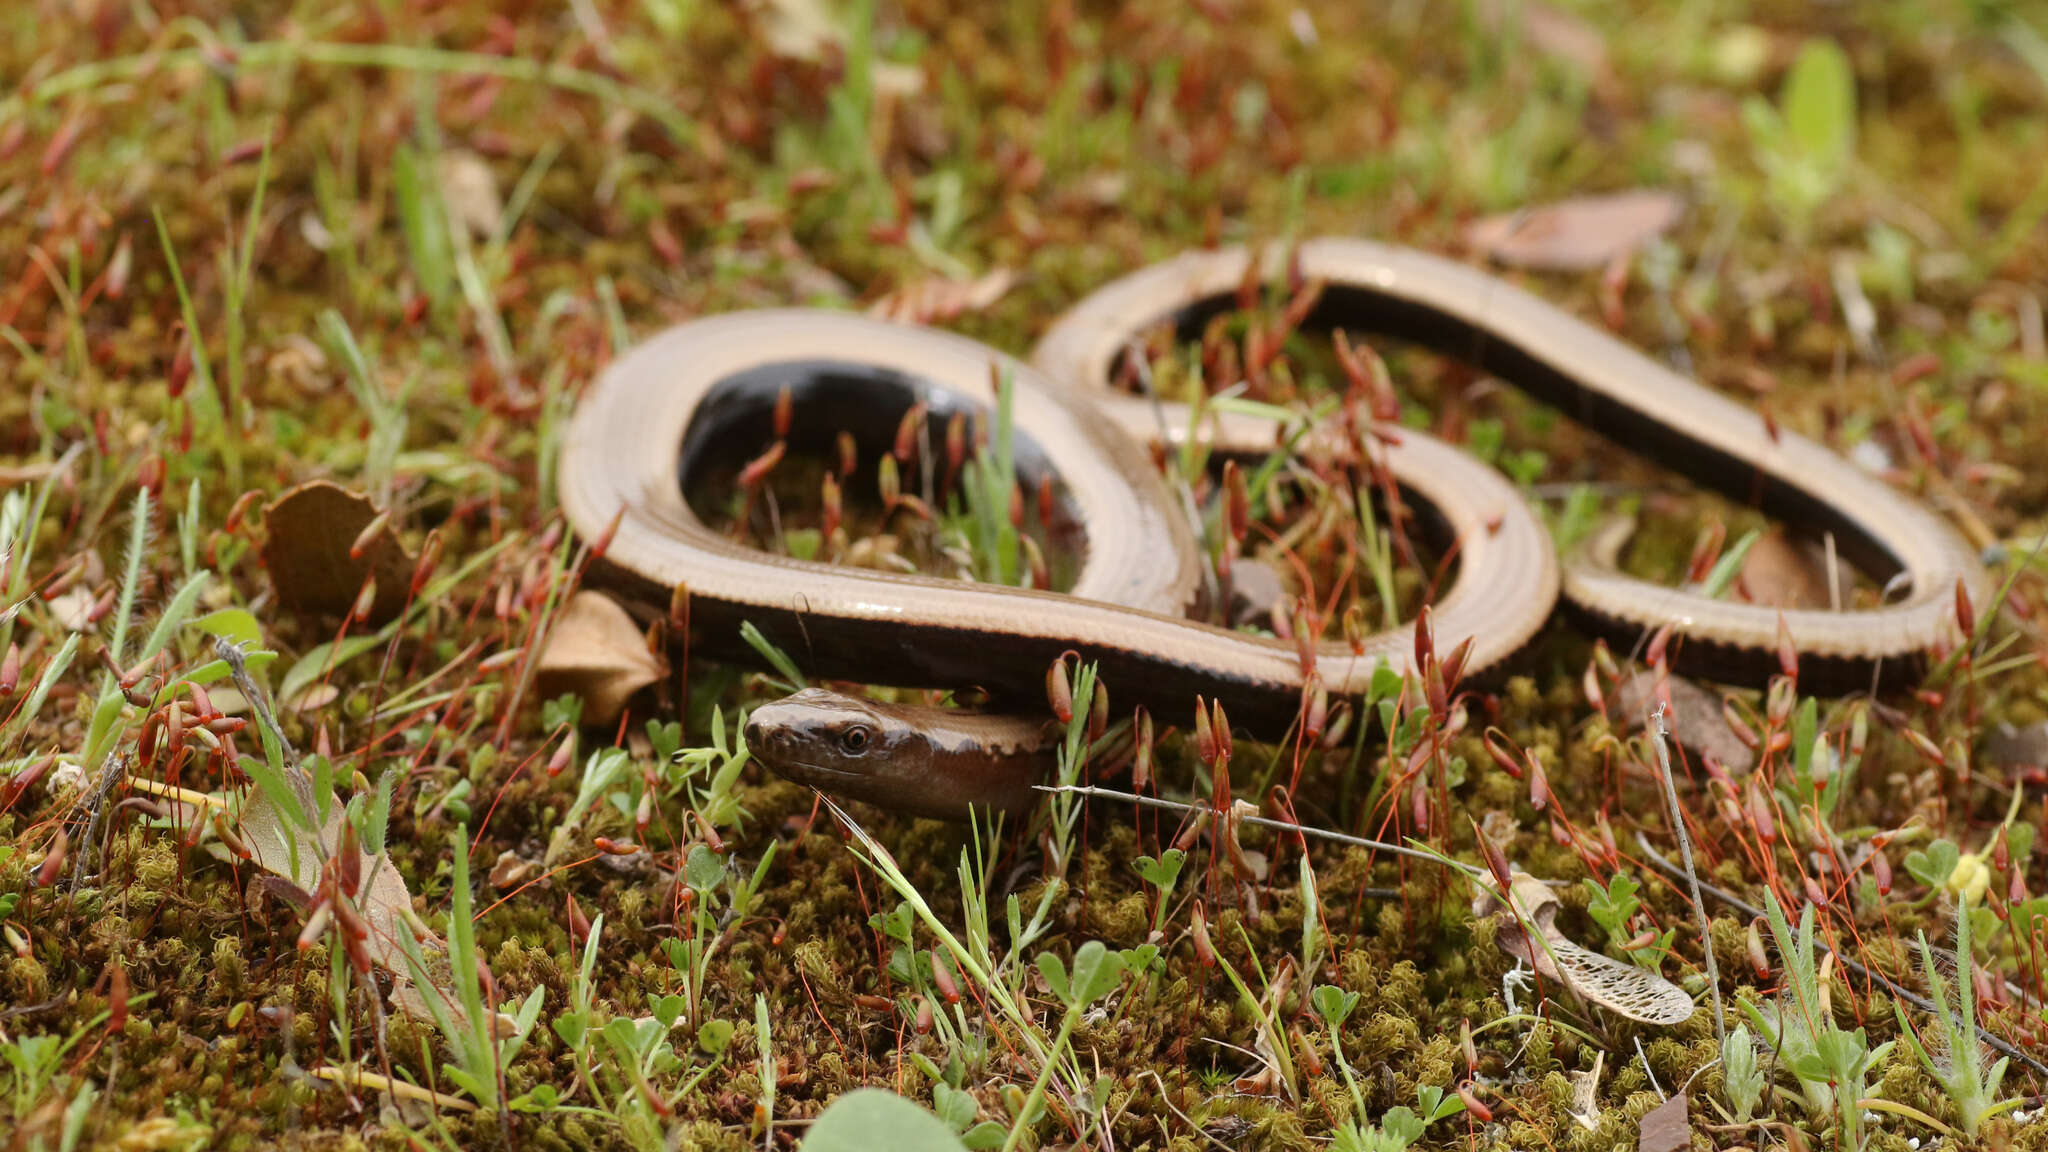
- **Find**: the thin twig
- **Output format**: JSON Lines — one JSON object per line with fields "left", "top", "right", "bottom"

{"left": 1647, "top": 704, "right": 1725, "bottom": 1049}
{"left": 1035, "top": 783, "right": 1482, "bottom": 878}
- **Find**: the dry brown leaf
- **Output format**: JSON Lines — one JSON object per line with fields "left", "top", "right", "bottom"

{"left": 867, "top": 268, "right": 1018, "bottom": 326}
{"left": 261, "top": 481, "right": 414, "bottom": 624}
{"left": 488, "top": 848, "right": 542, "bottom": 891}
{"left": 1613, "top": 670, "right": 1754, "bottom": 774}
{"left": 1637, "top": 1091, "right": 1690, "bottom": 1152}
{"left": 236, "top": 786, "right": 440, "bottom": 981}
{"left": 1985, "top": 722, "right": 2048, "bottom": 771}
{"left": 534, "top": 591, "right": 664, "bottom": 727}
{"left": 1737, "top": 529, "right": 1833, "bottom": 609}
{"left": 1465, "top": 190, "right": 1684, "bottom": 271}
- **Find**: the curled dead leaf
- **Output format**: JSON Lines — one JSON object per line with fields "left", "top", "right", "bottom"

{"left": 534, "top": 591, "right": 665, "bottom": 727}
{"left": 261, "top": 482, "right": 414, "bottom": 624}
{"left": 1465, "top": 190, "right": 1684, "bottom": 271}
{"left": 488, "top": 848, "right": 542, "bottom": 891}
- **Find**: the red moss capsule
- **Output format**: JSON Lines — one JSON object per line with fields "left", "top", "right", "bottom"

{"left": 350, "top": 572, "right": 379, "bottom": 624}
{"left": 930, "top": 953, "right": 960, "bottom": 1005}
{"left": 1901, "top": 728, "right": 1946, "bottom": 769}
{"left": 773, "top": 384, "right": 793, "bottom": 440}
{"left": 349, "top": 511, "right": 391, "bottom": 560}
{"left": 1224, "top": 461, "right": 1248, "bottom": 543}
{"left": 1302, "top": 680, "right": 1328, "bottom": 745}
{"left": 566, "top": 894, "right": 591, "bottom": 944}
{"left": 1131, "top": 708, "right": 1154, "bottom": 791}
{"left": 1645, "top": 623, "right": 1673, "bottom": 670}
{"left": 820, "top": 473, "right": 842, "bottom": 544}
{"left": 1483, "top": 729, "right": 1523, "bottom": 779}
{"left": 335, "top": 829, "right": 360, "bottom": 900}
{"left": 1037, "top": 473, "right": 1056, "bottom": 526}
{"left": 410, "top": 530, "right": 443, "bottom": 597}
{"left": 1956, "top": 577, "right": 1977, "bottom": 638}
{"left": 0, "top": 643, "right": 18, "bottom": 696}
{"left": 1320, "top": 702, "right": 1352, "bottom": 749}
{"left": 837, "top": 430, "right": 858, "bottom": 478}
{"left": 297, "top": 903, "right": 332, "bottom": 952}
{"left": 877, "top": 454, "right": 901, "bottom": 512}
{"left": 1210, "top": 700, "right": 1233, "bottom": 767}
{"left": 1747, "top": 917, "right": 1770, "bottom": 978}
{"left": 1046, "top": 654, "right": 1074, "bottom": 723}
{"left": 1191, "top": 902, "right": 1215, "bottom": 968}
{"left": 1871, "top": 849, "right": 1892, "bottom": 896}
{"left": 1088, "top": 681, "right": 1108, "bottom": 744}
{"left": 893, "top": 403, "right": 926, "bottom": 464}
{"left": 1457, "top": 1084, "right": 1492, "bottom": 1122}
{"left": 668, "top": 580, "right": 690, "bottom": 636}
{"left": 945, "top": 411, "right": 966, "bottom": 480}
{"left": 1747, "top": 782, "right": 1777, "bottom": 846}
{"left": 168, "top": 329, "right": 193, "bottom": 399}
{"left": 738, "top": 441, "right": 785, "bottom": 489}
{"left": 1342, "top": 604, "right": 1367, "bottom": 656}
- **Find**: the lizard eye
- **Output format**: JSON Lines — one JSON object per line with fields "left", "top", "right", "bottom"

{"left": 839, "top": 725, "right": 873, "bottom": 755}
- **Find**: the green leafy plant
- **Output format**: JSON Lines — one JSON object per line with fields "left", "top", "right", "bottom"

{"left": 395, "top": 824, "right": 546, "bottom": 1109}
{"left": 1741, "top": 37, "right": 1858, "bottom": 240}
{"left": 1719, "top": 1023, "right": 1763, "bottom": 1124}
{"left": 1006, "top": 941, "right": 1126, "bottom": 1151}
{"left": 1582, "top": 871, "right": 1671, "bottom": 970}
{"left": 1895, "top": 900, "right": 2023, "bottom": 1134}
{"left": 806, "top": 1088, "right": 970, "bottom": 1152}
{"left": 1737, "top": 890, "right": 1893, "bottom": 1149}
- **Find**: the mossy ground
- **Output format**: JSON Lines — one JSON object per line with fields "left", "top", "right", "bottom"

{"left": 4, "top": 1, "right": 2048, "bottom": 1149}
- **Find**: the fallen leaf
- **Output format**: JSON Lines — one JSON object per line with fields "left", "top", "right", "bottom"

{"left": 48, "top": 585, "right": 95, "bottom": 631}
{"left": 236, "top": 786, "right": 440, "bottom": 981}
{"left": 1737, "top": 529, "right": 1834, "bottom": 609}
{"left": 1985, "top": 722, "right": 2048, "bottom": 771}
{"left": 1637, "top": 1091, "right": 1690, "bottom": 1152}
{"left": 261, "top": 482, "right": 414, "bottom": 624}
{"left": 1465, "top": 190, "right": 1684, "bottom": 271}
{"left": 868, "top": 267, "right": 1018, "bottom": 325}
{"left": 488, "top": 848, "right": 541, "bottom": 891}
{"left": 534, "top": 591, "right": 665, "bottom": 727}
{"left": 1227, "top": 556, "right": 1290, "bottom": 630}
{"left": 1612, "top": 671, "right": 1754, "bottom": 774}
